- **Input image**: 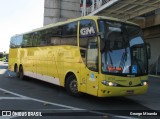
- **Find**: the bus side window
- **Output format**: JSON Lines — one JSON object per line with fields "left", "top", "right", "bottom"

{"left": 61, "top": 22, "right": 78, "bottom": 46}
{"left": 10, "top": 35, "right": 23, "bottom": 48}
{"left": 47, "top": 26, "right": 62, "bottom": 46}
{"left": 22, "top": 34, "right": 33, "bottom": 47}
{"left": 79, "top": 20, "right": 98, "bottom": 72}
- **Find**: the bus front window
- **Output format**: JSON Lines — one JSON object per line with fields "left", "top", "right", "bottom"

{"left": 99, "top": 20, "right": 148, "bottom": 75}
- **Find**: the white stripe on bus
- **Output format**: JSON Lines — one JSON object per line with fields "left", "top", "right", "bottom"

{"left": 24, "top": 71, "right": 60, "bottom": 86}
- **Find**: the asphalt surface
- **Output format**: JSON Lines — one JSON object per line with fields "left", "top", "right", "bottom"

{"left": 0, "top": 61, "right": 160, "bottom": 119}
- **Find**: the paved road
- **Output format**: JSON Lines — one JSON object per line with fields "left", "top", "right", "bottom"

{"left": 0, "top": 61, "right": 160, "bottom": 119}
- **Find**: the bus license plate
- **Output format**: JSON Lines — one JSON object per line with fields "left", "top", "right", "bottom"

{"left": 126, "top": 90, "right": 134, "bottom": 95}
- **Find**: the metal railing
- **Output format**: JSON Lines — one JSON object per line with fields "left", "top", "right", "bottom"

{"left": 81, "top": 0, "right": 112, "bottom": 16}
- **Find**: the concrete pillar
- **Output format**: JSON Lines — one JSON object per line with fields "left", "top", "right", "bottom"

{"left": 61, "top": 0, "right": 81, "bottom": 20}
{"left": 44, "top": 0, "right": 61, "bottom": 25}
{"left": 44, "top": 0, "right": 81, "bottom": 25}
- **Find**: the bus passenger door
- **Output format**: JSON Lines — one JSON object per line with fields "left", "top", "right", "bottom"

{"left": 80, "top": 42, "right": 99, "bottom": 96}
{"left": 86, "top": 43, "right": 99, "bottom": 96}
{"left": 79, "top": 19, "right": 99, "bottom": 96}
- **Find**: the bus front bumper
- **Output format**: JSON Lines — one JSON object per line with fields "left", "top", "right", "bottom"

{"left": 98, "top": 85, "right": 148, "bottom": 97}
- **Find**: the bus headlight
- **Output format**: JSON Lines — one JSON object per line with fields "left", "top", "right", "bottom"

{"left": 141, "top": 81, "right": 148, "bottom": 86}
{"left": 143, "top": 82, "right": 147, "bottom": 86}
{"left": 101, "top": 80, "right": 117, "bottom": 86}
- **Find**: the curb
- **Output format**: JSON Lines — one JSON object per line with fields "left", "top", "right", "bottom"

{"left": 149, "top": 75, "right": 160, "bottom": 78}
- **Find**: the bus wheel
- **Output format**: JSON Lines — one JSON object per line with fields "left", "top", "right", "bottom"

{"left": 19, "top": 66, "right": 25, "bottom": 80}
{"left": 66, "top": 75, "right": 82, "bottom": 97}
{"left": 15, "top": 65, "right": 19, "bottom": 78}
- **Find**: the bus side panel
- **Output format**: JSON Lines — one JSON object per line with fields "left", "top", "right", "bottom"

{"left": 36, "top": 47, "right": 48, "bottom": 76}
{"left": 58, "top": 46, "right": 81, "bottom": 88}
{"left": 22, "top": 47, "right": 61, "bottom": 86}
{"left": 20, "top": 48, "right": 28, "bottom": 75}
{"left": 47, "top": 46, "right": 60, "bottom": 85}
{"left": 8, "top": 48, "right": 19, "bottom": 71}
{"left": 19, "top": 48, "right": 35, "bottom": 78}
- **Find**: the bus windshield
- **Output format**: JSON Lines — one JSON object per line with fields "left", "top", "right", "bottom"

{"left": 99, "top": 20, "right": 148, "bottom": 75}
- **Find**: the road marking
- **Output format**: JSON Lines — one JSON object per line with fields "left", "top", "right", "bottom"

{"left": 149, "top": 75, "right": 160, "bottom": 78}
{"left": 0, "top": 97, "right": 28, "bottom": 100}
{"left": 0, "top": 88, "right": 29, "bottom": 99}
{"left": 0, "top": 87, "right": 137, "bottom": 119}
{"left": 0, "top": 88, "right": 82, "bottom": 110}
{"left": 0, "top": 69, "right": 7, "bottom": 75}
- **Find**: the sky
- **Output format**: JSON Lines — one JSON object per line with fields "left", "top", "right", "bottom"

{"left": 0, "top": 0, "right": 44, "bottom": 53}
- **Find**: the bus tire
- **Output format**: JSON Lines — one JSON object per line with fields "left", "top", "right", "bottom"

{"left": 66, "top": 75, "right": 82, "bottom": 97}
{"left": 19, "top": 66, "right": 25, "bottom": 80}
{"left": 15, "top": 65, "right": 19, "bottom": 78}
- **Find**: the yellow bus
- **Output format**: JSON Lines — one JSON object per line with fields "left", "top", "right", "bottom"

{"left": 9, "top": 16, "right": 150, "bottom": 97}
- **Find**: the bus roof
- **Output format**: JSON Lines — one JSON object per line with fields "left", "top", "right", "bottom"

{"left": 13, "top": 16, "right": 138, "bottom": 36}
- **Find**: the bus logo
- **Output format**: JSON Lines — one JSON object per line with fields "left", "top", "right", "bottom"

{"left": 80, "top": 27, "right": 95, "bottom": 36}
{"left": 129, "top": 81, "right": 132, "bottom": 86}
